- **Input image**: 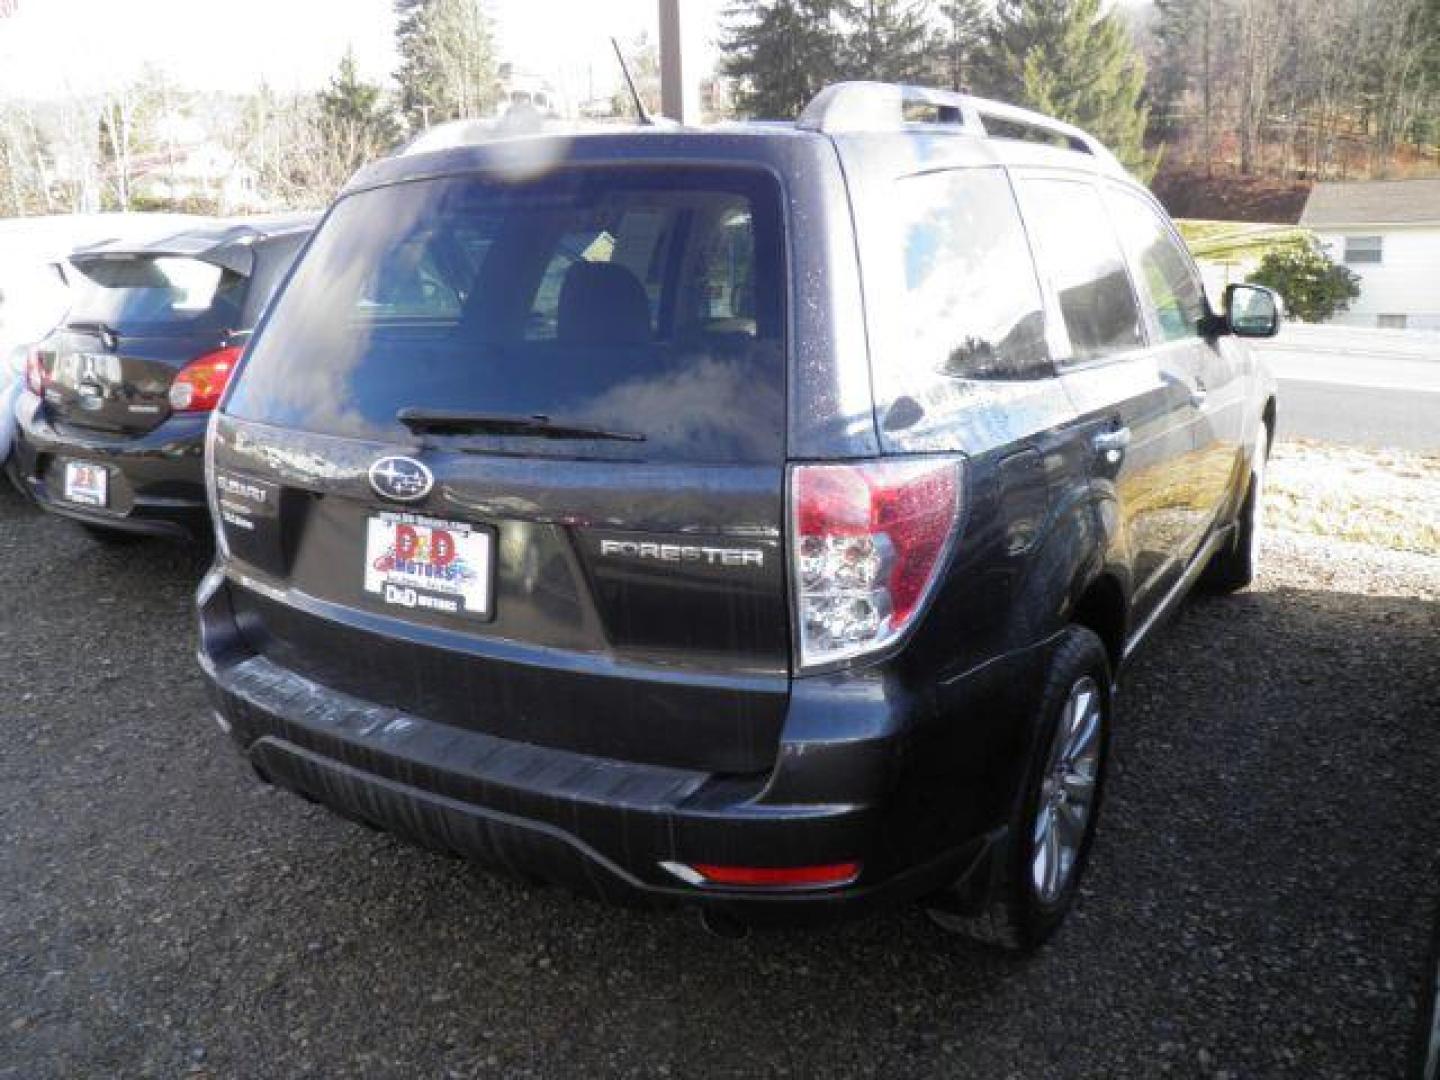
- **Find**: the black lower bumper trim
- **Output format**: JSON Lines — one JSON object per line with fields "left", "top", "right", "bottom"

{"left": 249, "top": 731, "right": 994, "bottom": 926}
{"left": 253, "top": 735, "right": 661, "bottom": 906}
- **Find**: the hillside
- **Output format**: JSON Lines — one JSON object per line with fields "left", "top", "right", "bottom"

{"left": 1150, "top": 165, "right": 1313, "bottom": 224}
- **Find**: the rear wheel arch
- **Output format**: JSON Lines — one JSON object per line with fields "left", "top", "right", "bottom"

{"left": 1068, "top": 572, "right": 1127, "bottom": 675}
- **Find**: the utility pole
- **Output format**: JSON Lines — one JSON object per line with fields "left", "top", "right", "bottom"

{"left": 657, "top": 0, "right": 702, "bottom": 123}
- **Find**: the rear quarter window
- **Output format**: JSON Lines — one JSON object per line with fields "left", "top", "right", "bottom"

{"left": 892, "top": 168, "right": 1050, "bottom": 381}
{"left": 240, "top": 234, "right": 312, "bottom": 329}
{"left": 857, "top": 166, "right": 1060, "bottom": 449}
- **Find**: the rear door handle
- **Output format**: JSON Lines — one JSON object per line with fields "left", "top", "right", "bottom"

{"left": 1189, "top": 377, "right": 1208, "bottom": 408}
{"left": 1093, "top": 427, "right": 1132, "bottom": 462}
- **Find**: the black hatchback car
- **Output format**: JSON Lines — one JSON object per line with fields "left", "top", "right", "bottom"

{"left": 11, "top": 214, "right": 316, "bottom": 541}
{"left": 199, "top": 84, "right": 1279, "bottom": 949}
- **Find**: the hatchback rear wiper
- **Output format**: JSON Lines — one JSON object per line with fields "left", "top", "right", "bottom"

{"left": 396, "top": 408, "right": 646, "bottom": 443}
{"left": 65, "top": 319, "right": 121, "bottom": 342}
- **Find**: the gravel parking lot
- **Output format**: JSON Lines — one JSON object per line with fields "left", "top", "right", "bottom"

{"left": 2, "top": 466, "right": 1438, "bottom": 1079}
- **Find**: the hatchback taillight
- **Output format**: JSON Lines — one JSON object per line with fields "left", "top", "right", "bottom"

{"left": 790, "top": 457, "right": 962, "bottom": 669}
{"left": 169, "top": 345, "right": 242, "bottom": 413}
{"left": 25, "top": 348, "right": 48, "bottom": 396}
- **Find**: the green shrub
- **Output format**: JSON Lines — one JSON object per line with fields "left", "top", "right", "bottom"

{"left": 1247, "top": 243, "right": 1361, "bottom": 323}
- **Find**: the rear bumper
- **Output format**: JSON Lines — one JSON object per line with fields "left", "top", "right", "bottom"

{"left": 198, "top": 568, "right": 1052, "bottom": 926}
{"left": 12, "top": 390, "right": 210, "bottom": 540}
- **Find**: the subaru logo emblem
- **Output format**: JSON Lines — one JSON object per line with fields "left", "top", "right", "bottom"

{"left": 368, "top": 456, "right": 433, "bottom": 503}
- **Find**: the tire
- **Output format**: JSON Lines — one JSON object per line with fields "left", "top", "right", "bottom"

{"left": 928, "top": 625, "right": 1112, "bottom": 953}
{"left": 1414, "top": 901, "right": 1440, "bottom": 1080}
{"left": 1201, "top": 435, "right": 1268, "bottom": 594}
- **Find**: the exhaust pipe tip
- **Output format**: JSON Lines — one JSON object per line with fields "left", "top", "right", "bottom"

{"left": 699, "top": 909, "right": 750, "bottom": 941}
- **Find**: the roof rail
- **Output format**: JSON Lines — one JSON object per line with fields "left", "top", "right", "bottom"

{"left": 795, "top": 81, "right": 1124, "bottom": 172}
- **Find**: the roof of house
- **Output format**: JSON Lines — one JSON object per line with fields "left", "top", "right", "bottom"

{"left": 1299, "top": 178, "right": 1440, "bottom": 227}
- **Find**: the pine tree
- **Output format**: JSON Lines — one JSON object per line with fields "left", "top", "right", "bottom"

{"left": 1149, "top": 0, "right": 1197, "bottom": 138}
{"left": 935, "top": 0, "right": 990, "bottom": 91}
{"left": 394, "top": 0, "right": 500, "bottom": 131}
{"left": 317, "top": 47, "right": 401, "bottom": 175}
{"left": 721, "top": 0, "right": 844, "bottom": 119}
{"left": 838, "top": 0, "right": 936, "bottom": 84}
{"left": 983, "top": 0, "right": 1158, "bottom": 179}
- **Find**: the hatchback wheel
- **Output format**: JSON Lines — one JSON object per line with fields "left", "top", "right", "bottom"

{"left": 929, "top": 625, "right": 1111, "bottom": 952}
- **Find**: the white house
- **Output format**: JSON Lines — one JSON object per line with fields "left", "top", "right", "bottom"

{"left": 128, "top": 142, "right": 265, "bottom": 214}
{"left": 1300, "top": 178, "right": 1440, "bottom": 330}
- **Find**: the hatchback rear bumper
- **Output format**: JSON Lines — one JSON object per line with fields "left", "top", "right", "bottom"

{"left": 13, "top": 390, "right": 210, "bottom": 540}
{"left": 204, "top": 649, "right": 1000, "bottom": 924}
{"left": 198, "top": 568, "right": 1051, "bottom": 926}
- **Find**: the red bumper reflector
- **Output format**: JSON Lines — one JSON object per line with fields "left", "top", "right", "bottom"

{"left": 688, "top": 861, "right": 861, "bottom": 888}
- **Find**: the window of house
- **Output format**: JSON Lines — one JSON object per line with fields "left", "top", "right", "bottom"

{"left": 1344, "top": 236, "right": 1383, "bottom": 264}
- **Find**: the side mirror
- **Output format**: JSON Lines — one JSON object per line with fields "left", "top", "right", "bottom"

{"left": 1224, "top": 284, "right": 1282, "bottom": 339}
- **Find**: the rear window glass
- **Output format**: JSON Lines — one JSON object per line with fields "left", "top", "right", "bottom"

{"left": 226, "top": 167, "right": 787, "bottom": 463}
{"left": 68, "top": 256, "right": 244, "bottom": 334}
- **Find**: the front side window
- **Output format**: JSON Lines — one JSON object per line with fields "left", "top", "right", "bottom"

{"left": 1107, "top": 188, "right": 1208, "bottom": 343}
{"left": 1016, "top": 178, "right": 1145, "bottom": 364}
{"left": 1344, "top": 235, "right": 1383, "bottom": 265}
{"left": 226, "top": 168, "right": 786, "bottom": 464}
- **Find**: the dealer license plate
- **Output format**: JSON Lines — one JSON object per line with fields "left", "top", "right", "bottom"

{"left": 63, "top": 461, "right": 108, "bottom": 507}
{"left": 363, "top": 512, "right": 493, "bottom": 619}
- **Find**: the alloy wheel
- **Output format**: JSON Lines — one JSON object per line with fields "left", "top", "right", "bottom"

{"left": 1031, "top": 675, "right": 1104, "bottom": 905}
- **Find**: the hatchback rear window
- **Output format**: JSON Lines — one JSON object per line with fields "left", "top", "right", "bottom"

{"left": 226, "top": 167, "right": 787, "bottom": 464}
{"left": 68, "top": 255, "right": 244, "bottom": 334}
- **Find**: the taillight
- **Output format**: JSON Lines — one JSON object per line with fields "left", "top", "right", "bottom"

{"left": 25, "top": 348, "right": 48, "bottom": 395}
{"left": 169, "top": 345, "right": 242, "bottom": 413}
{"left": 790, "top": 457, "right": 962, "bottom": 670}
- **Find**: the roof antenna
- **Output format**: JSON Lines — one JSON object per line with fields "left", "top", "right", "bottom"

{"left": 611, "top": 36, "right": 652, "bottom": 126}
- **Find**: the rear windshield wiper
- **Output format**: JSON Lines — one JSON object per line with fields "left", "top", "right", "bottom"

{"left": 65, "top": 319, "right": 121, "bottom": 341}
{"left": 396, "top": 408, "right": 646, "bottom": 443}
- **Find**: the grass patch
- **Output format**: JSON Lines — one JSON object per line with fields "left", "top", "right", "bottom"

{"left": 1265, "top": 440, "right": 1440, "bottom": 555}
{"left": 1175, "top": 219, "right": 1313, "bottom": 263}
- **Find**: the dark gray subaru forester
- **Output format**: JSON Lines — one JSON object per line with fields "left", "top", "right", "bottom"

{"left": 198, "top": 82, "right": 1279, "bottom": 950}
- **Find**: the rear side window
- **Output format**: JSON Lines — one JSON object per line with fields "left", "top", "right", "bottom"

{"left": 1106, "top": 189, "right": 1207, "bottom": 342}
{"left": 240, "top": 234, "right": 311, "bottom": 329}
{"left": 227, "top": 167, "right": 786, "bottom": 464}
{"left": 892, "top": 168, "right": 1050, "bottom": 381}
{"left": 68, "top": 256, "right": 244, "bottom": 334}
{"left": 1016, "top": 178, "right": 1144, "bottom": 364}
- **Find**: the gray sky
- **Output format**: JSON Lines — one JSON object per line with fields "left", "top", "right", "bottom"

{"left": 0, "top": 0, "right": 725, "bottom": 100}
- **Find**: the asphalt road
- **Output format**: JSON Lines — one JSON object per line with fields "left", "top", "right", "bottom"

{"left": 1256, "top": 329, "right": 1440, "bottom": 451}
{"left": 1275, "top": 380, "right": 1440, "bottom": 451}
{"left": 2, "top": 481, "right": 1439, "bottom": 1078}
